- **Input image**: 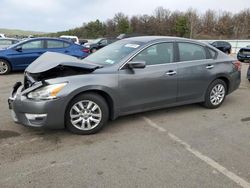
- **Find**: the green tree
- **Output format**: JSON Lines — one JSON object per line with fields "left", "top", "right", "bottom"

{"left": 175, "top": 16, "right": 190, "bottom": 37}
{"left": 114, "top": 13, "right": 130, "bottom": 34}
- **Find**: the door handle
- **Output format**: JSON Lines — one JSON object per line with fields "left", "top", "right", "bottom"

{"left": 166, "top": 70, "right": 177, "bottom": 76}
{"left": 206, "top": 65, "right": 214, "bottom": 69}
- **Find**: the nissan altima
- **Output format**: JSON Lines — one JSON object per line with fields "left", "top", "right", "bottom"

{"left": 8, "top": 36, "right": 241, "bottom": 134}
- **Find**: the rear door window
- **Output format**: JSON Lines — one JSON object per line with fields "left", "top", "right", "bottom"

{"left": 178, "top": 43, "right": 207, "bottom": 61}
{"left": 47, "top": 40, "right": 65, "bottom": 48}
{"left": 208, "top": 48, "right": 217, "bottom": 59}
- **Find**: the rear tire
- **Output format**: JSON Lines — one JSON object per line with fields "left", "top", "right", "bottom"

{"left": 65, "top": 93, "right": 109, "bottom": 135}
{"left": 0, "top": 59, "right": 11, "bottom": 75}
{"left": 203, "top": 79, "right": 227, "bottom": 109}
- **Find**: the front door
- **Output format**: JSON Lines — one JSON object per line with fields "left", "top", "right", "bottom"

{"left": 118, "top": 42, "right": 178, "bottom": 114}
{"left": 9, "top": 40, "right": 45, "bottom": 69}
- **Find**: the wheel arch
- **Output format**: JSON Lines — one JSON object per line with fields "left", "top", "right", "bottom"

{"left": 64, "top": 89, "right": 117, "bottom": 125}
{"left": 210, "top": 75, "right": 230, "bottom": 94}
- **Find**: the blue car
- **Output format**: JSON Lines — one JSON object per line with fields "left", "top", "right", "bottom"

{"left": 0, "top": 37, "right": 89, "bottom": 75}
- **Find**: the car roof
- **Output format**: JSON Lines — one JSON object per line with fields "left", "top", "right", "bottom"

{"left": 123, "top": 36, "right": 204, "bottom": 43}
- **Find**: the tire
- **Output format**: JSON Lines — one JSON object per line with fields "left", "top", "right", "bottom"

{"left": 65, "top": 93, "right": 109, "bottom": 135}
{"left": 0, "top": 59, "right": 11, "bottom": 75}
{"left": 203, "top": 79, "right": 227, "bottom": 109}
{"left": 91, "top": 48, "right": 97, "bottom": 53}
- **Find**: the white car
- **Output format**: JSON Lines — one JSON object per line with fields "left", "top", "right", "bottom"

{"left": 60, "top": 35, "right": 79, "bottom": 44}
{"left": 0, "top": 33, "right": 6, "bottom": 38}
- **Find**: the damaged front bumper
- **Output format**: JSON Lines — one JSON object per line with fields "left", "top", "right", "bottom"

{"left": 8, "top": 82, "right": 66, "bottom": 129}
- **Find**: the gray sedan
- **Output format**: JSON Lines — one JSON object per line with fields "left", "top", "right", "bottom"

{"left": 8, "top": 36, "right": 241, "bottom": 134}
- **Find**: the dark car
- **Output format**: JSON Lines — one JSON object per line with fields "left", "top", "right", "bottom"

{"left": 211, "top": 41, "right": 231, "bottom": 54}
{"left": 84, "top": 38, "right": 115, "bottom": 53}
{"left": 0, "top": 37, "right": 89, "bottom": 75}
{"left": 237, "top": 47, "right": 250, "bottom": 63}
{"left": 0, "top": 38, "right": 19, "bottom": 49}
{"left": 8, "top": 36, "right": 241, "bottom": 135}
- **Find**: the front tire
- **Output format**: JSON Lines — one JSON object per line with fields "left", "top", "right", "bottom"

{"left": 66, "top": 93, "right": 109, "bottom": 135}
{"left": 203, "top": 79, "right": 227, "bottom": 109}
{"left": 0, "top": 59, "right": 11, "bottom": 75}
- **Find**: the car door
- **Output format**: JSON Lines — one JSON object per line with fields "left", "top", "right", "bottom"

{"left": 176, "top": 42, "right": 214, "bottom": 102}
{"left": 118, "top": 42, "right": 178, "bottom": 114}
{"left": 8, "top": 39, "right": 46, "bottom": 69}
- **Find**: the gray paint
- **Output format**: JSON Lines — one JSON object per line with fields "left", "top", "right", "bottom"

{"left": 9, "top": 36, "right": 241, "bottom": 129}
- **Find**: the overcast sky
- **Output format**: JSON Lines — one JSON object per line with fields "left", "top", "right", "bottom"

{"left": 1, "top": 0, "right": 249, "bottom": 32}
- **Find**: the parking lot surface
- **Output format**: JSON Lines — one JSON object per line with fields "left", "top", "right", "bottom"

{"left": 0, "top": 64, "right": 250, "bottom": 188}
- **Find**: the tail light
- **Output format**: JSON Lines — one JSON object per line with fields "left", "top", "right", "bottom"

{"left": 82, "top": 48, "right": 90, "bottom": 53}
{"left": 233, "top": 60, "right": 241, "bottom": 71}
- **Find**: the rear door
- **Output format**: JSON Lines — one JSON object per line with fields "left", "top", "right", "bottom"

{"left": 176, "top": 42, "right": 214, "bottom": 102}
{"left": 46, "top": 39, "right": 71, "bottom": 55}
{"left": 118, "top": 42, "right": 178, "bottom": 114}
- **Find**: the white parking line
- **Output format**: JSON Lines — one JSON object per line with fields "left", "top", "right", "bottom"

{"left": 143, "top": 116, "right": 250, "bottom": 188}
{"left": 142, "top": 116, "right": 166, "bottom": 132}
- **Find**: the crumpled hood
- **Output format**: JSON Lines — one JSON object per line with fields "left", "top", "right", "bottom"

{"left": 26, "top": 52, "right": 100, "bottom": 74}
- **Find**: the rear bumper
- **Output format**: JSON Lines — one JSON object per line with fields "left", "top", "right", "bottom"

{"left": 228, "top": 71, "right": 241, "bottom": 94}
{"left": 8, "top": 83, "right": 66, "bottom": 129}
{"left": 237, "top": 55, "right": 250, "bottom": 62}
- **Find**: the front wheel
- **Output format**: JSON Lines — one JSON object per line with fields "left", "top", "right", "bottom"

{"left": 0, "top": 59, "right": 11, "bottom": 75}
{"left": 66, "top": 93, "right": 109, "bottom": 135}
{"left": 203, "top": 79, "right": 227, "bottom": 109}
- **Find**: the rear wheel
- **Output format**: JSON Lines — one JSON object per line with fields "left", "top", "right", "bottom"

{"left": 66, "top": 93, "right": 109, "bottom": 135}
{"left": 203, "top": 79, "right": 227, "bottom": 109}
{"left": 0, "top": 59, "right": 11, "bottom": 75}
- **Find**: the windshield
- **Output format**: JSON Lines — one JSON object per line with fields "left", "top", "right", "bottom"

{"left": 83, "top": 40, "right": 144, "bottom": 65}
{"left": 92, "top": 38, "right": 103, "bottom": 44}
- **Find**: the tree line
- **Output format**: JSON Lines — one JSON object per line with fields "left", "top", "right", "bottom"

{"left": 48, "top": 7, "right": 250, "bottom": 39}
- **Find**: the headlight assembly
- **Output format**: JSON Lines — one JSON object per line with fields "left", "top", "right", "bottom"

{"left": 27, "top": 83, "right": 67, "bottom": 100}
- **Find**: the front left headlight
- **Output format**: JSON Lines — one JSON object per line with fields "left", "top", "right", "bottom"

{"left": 27, "top": 83, "right": 67, "bottom": 100}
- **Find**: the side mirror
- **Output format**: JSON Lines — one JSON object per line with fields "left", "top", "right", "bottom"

{"left": 127, "top": 61, "right": 146, "bottom": 69}
{"left": 15, "top": 46, "right": 22, "bottom": 52}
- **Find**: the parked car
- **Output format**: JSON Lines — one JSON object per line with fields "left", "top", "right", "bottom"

{"left": 84, "top": 38, "right": 115, "bottom": 53}
{"left": 60, "top": 35, "right": 79, "bottom": 44}
{"left": 0, "top": 38, "right": 19, "bottom": 49}
{"left": 211, "top": 41, "right": 231, "bottom": 54}
{"left": 237, "top": 47, "right": 250, "bottom": 62}
{"left": 0, "top": 33, "right": 5, "bottom": 38}
{"left": 8, "top": 36, "right": 241, "bottom": 135}
{"left": 0, "top": 37, "right": 89, "bottom": 75}
{"left": 79, "top": 39, "right": 88, "bottom": 45}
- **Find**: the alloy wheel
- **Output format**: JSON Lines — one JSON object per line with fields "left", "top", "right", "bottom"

{"left": 0, "top": 61, "right": 8, "bottom": 74}
{"left": 70, "top": 100, "right": 102, "bottom": 131}
{"left": 210, "top": 84, "right": 225, "bottom": 106}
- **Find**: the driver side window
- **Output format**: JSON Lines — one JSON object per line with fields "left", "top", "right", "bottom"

{"left": 21, "top": 40, "right": 43, "bottom": 49}
{"left": 132, "top": 43, "right": 174, "bottom": 66}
